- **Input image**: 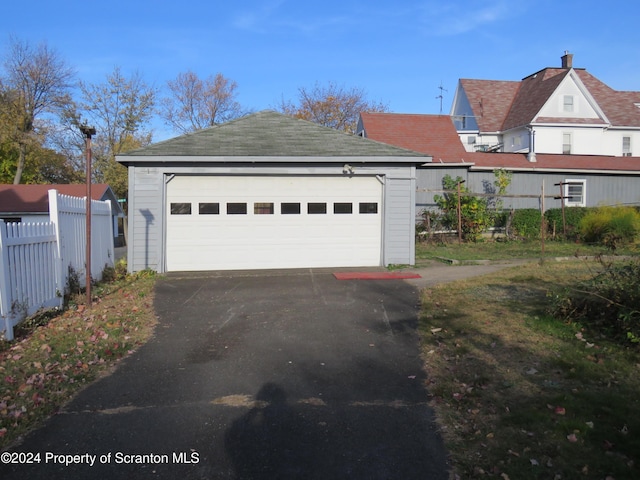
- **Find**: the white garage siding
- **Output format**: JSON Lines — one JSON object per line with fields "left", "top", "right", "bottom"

{"left": 165, "top": 175, "right": 383, "bottom": 271}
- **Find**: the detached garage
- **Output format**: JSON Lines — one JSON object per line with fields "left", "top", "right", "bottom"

{"left": 117, "top": 111, "right": 430, "bottom": 273}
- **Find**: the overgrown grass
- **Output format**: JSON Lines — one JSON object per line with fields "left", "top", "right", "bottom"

{"left": 416, "top": 238, "right": 638, "bottom": 262}
{"left": 0, "top": 271, "right": 158, "bottom": 450}
{"left": 420, "top": 260, "right": 640, "bottom": 479}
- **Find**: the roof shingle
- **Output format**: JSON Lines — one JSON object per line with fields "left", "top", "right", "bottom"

{"left": 119, "top": 110, "right": 426, "bottom": 160}
{"left": 458, "top": 79, "right": 520, "bottom": 132}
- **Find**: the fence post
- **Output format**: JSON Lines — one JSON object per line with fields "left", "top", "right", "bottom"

{"left": 106, "top": 199, "right": 114, "bottom": 261}
{"left": 457, "top": 180, "right": 464, "bottom": 244}
{"left": 0, "top": 220, "right": 15, "bottom": 340}
{"left": 48, "top": 189, "right": 66, "bottom": 298}
{"left": 540, "top": 181, "right": 546, "bottom": 256}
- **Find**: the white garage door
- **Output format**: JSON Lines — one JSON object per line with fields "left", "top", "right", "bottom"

{"left": 166, "top": 175, "right": 383, "bottom": 271}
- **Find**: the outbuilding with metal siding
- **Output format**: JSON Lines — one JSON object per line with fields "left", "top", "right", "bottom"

{"left": 117, "top": 111, "right": 430, "bottom": 273}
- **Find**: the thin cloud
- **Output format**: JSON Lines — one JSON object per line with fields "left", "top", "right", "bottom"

{"left": 419, "top": 0, "right": 522, "bottom": 36}
{"left": 231, "top": 1, "right": 363, "bottom": 36}
{"left": 232, "top": 0, "right": 288, "bottom": 33}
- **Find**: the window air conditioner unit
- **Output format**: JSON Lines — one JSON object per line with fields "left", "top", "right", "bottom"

{"left": 623, "top": 153, "right": 632, "bottom": 157}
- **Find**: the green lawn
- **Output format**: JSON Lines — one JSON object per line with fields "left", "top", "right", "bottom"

{"left": 416, "top": 238, "right": 638, "bottom": 262}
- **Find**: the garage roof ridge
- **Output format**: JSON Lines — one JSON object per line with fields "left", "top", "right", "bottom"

{"left": 117, "top": 110, "right": 430, "bottom": 161}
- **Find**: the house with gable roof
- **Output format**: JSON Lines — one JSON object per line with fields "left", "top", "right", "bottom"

{"left": 358, "top": 110, "right": 640, "bottom": 213}
{"left": 451, "top": 52, "right": 640, "bottom": 158}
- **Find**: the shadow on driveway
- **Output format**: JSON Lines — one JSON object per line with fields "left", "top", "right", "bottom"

{"left": 0, "top": 269, "right": 449, "bottom": 479}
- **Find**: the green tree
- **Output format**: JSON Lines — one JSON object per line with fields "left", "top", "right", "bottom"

{"left": 77, "top": 66, "right": 156, "bottom": 201}
{"left": 0, "top": 37, "right": 75, "bottom": 184}
{"left": 493, "top": 168, "right": 512, "bottom": 212}
{"left": 277, "top": 81, "right": 388, "bottom": 134}
{"left": 0, "top": 140, "right": 81, "bottom": 184}
{"left": 161, "top": 71, "right": 245, "bottom": 134}
{"left": 434, "top": 174, "right": 491, "bottom": 242}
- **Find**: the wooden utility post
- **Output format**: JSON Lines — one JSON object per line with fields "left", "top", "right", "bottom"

{"left": 554, "top": 182, "right": 568, "bottom": 236}
{"left": 457, "top": 180, "right": 465, "bottom": 244}
{"left": 540, "top": 181, "right": 545, "bottom": 256}
{"left": 80, "top": 125, "right": 96, "bottom": 307}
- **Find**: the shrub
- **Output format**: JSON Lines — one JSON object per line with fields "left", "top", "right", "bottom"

{"left": 101, "top": 258, "right": 129, "bottom": 283}
{"left": 579, "top": 206, "right": 640, "bottom": 248}
{"left": 510, "top": 209, "right": 541, "bottom": 239}
{"left": 433, "top": 175, "right": 491, "bottom": 242}
{"left": 544, "top": 207, "right": 588, "bottom": 239}
{"left": 550, "top": 259, "right": 640, "bottom": 344}
{"left": 416, "top": 209, "right": 447, "bottom": 242}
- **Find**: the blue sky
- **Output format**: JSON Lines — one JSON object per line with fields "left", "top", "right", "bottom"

{"left": 3, "top": 0, "right": 640, "bottom": 140}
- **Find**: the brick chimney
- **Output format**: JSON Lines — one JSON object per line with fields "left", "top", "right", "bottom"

{"left": 561, "top": 51, "right": 573, "bottom": 68}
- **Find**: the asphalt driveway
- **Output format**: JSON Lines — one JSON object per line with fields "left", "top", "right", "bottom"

{"left": 1, "top": 268, "right": 450, "bottom": 479}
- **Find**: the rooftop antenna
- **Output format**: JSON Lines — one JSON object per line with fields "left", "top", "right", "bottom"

{"left": 436, "top": 81, "right": 447, "bottom": 114}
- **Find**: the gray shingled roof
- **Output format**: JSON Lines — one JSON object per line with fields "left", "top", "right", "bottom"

{"left": 119, "top": 110, "right": 426, "bottom": 158}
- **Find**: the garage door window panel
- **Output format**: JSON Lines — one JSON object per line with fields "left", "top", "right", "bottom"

{"left": 359, "top": 202, "right": 378, "bottom": 214}
{"left": 199, "top": 203, "right": 220, "bottom": 215}
{"left": 334, "top": 203, "right": 353, "bottom": 214}
{"left": 227, "top": 203, "right": 247, "bottom": 215}
{"left": 254, "top": 202, "right": 274, "bottom": 214}
{"left": 308, "top": 203, "right": 327, "bottom": 214}
{"left": 281, "top": 203, "right": 301, "bottom": 214}
{"left": 171, "top": 203, "right": 192, "bottom": 215}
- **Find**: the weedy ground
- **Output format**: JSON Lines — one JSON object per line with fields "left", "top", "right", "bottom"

{"left": 420, "top": 259, "right": 640, "bottom": 479}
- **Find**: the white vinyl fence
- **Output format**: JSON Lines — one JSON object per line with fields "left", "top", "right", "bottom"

{"left": 1, "top": 189, "right": 115, "bottom": 341}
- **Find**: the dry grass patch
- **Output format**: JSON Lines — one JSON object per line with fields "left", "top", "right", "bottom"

{"left": 420, "top": 260, "right": 640, "bottom": 479}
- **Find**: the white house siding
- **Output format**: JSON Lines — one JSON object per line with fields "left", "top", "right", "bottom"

{"left": 603, "top": 130, "right": 640, "bottom": 157}
{"left": 538, "top": 76, "right": 601, "bottom": 121}
{"left": 533, "top": 125, "right": 605, "bottom": 156}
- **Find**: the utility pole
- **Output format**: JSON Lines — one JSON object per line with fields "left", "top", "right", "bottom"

{"left": 457, "top": 180, "right": 465, "bottom": 244}
{"left": 80, "top": 125, "right": 96, "bottom": 307}
{"left": 554, "top": 182, "right": 569, "bottom": 237}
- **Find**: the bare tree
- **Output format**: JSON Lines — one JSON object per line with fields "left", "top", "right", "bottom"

{"left": 0, "top": 37, "right": 75, "bottom": 184}
{"left": 161, "top": 71, "right": 244, "bottom": 134}
{"left": 77, "top": 66, "right": 156, "bottom": 200}
{"left": 277, "top": 81, "right": 389, "bottom": 134}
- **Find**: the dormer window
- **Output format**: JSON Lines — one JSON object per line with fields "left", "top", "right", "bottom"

{"left": 563, "top": 95, "right": 574, "bottom": 113}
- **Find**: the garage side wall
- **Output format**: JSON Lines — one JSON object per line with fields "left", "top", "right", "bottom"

{"left": 127, "top": 166, "right": 164, "bottom": 273}
{"left": 384, "top": 175, "right": 416, "bottom": 266}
